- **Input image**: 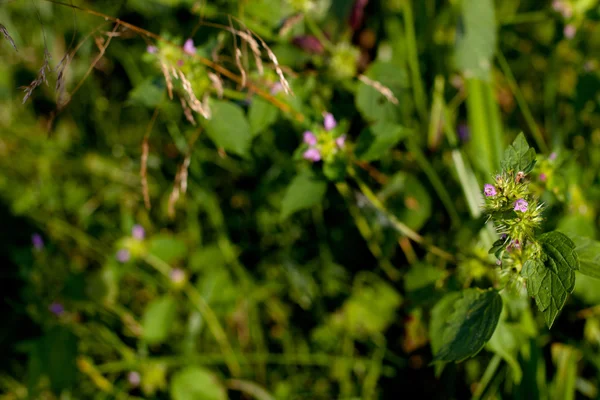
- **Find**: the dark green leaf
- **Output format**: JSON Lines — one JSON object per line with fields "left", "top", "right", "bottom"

{"left": 203, "top": 100, "right": 252, "bottom": 158}
{"left": 127, "top": 78, "right": 165, "bottom": 108}
{"left": 521, "top": 231, "right": 579, "bottom": 328}
{"left": 432, "top": 288, "right": 502, "bottom": 362}
{"left": 249, "top": 98, "right": 278, "bottom": 136}
{"left": 142, "top": 295, "right": 177, "bottom": 345}
{"left": 354, "top": 122, "right": 409, "bottom": 161}
{"left": 170, "top": 366, "right": 226, "bottom": 400}
{"left": 430, "top": 292, "right": 462, "bottom": 357}
{"left": 355, "top": 62, "right": 408, "bottom": 123}
{"left": 570, "top": 235, "right": 600, "bottom": 279}
{"left": 500, "top": 132, "right": 537, "bottom": 173}
{"left": 280, "top": 172, "right": 327, "bottom": 219}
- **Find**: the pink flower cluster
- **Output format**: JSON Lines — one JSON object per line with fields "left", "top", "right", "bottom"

{"left": 303, "top": 113, "right": 346, "bottom": 162}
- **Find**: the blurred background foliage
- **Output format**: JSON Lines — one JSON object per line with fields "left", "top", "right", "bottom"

{"left": 1, "top": 0, "right": 600, "bottom": 398}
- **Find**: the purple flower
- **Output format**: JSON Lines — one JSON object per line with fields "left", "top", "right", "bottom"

{"left": 507, "top": 239, "right": 521, "bottom": 252}
{"left": 539, "top": 173, "right": 547, "bottom": 182}
{"left": 183, "top": 39, "right": 196, "bottom": 55}
{"left": 32, "top": 233, "right": 44, "bottom": 251}
{"left": 128, "top": 371, "right": 141, "bottom": 387}
{"left": 170, "top": 268, "right": 186, "bottom": 284}
{"left": 116, "top": 249, "right": 130, "bottom": 263}
{"left": 147, "top": 45, "right": 158, "bottom": 54}
{"left": 323, "top": 113, "right": 337, "bottom": 131}
{"left": 514, "top": 199, "right": 528, "bottom": 212}
{"left": 564, "top": 24, "right": 576, "bottom": 39}
{"left": 49, "top": 302, "right": 65, "bottom": 316}
{"left": 303, "top": 148, "right": 321, "bottom": 162}
{"left": 292, "top": 35, "right": 324, "bottom": 54}
{"left": 484, "top": 184, "right": 497, "bottom": 197}
{"left": 132, "top": 224, "right": 145, "bottom": 240}
{"left": 457, "top": 124, "right": 470, "bottom": 142}
{"left": 549, "top": 152, "right": 557, "bottom": 161}
{"left": 270, "top": 82, "right": 283, "bottom": 95}
{"left": 177, "top": 59, "right": 184, "bottom": 67}
{"left": 349, "top": 0, "right": 369, "bottom": 31}
{"left": 303, "top": 131, "right": 317, "bottom": 146}
{"left": 336, "top": 135, "right": 346, "bottom": 148}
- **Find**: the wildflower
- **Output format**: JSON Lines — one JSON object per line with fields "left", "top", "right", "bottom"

{"left": 116, "top": 249, "right": 130, "bottom": 263}
{"left": 292, "top": 35, "right": 324, "bottom": 54}
{"left": 564, "top": 24, "right": 576, "bottom": 39}
{"left": 170, "top": 268, "right": 186, "bottom": 284}
{"left": 514, "top": 198, "right": 528, "bottom": 212}
{"left": 31, "top": 233, "right": 44, "bottom": 251}
{"left": 303, "top": 148, "right": 321, "bottom": 162}
{"left": 336, "top": 135, "right": 346, "bottom": 148}
{"left": 539, "top": 173, "right": 547, "bottom": 182}
{"left": 323, "top": 113, "right": 337, "bottom": 131}
{"left": 303, "top": 131, "right": 317, "bottom": 146}
{"left": 49, "top": 302, "right": 64, "bottom": 316}
{"left": 183, "top": 39, "right": 196, "bottom": 55}
{"left": 128, "top": 371, "right": 141, "bottom": 387}
{"left": 507, "top": 239, "right": 521, "bottom": 252}
{"left": 457, "top": 124, "right": 470, "bottom": 142}
{"left": 484, "top": 184, "right": 497, "bottom": 197}
{"left": 147, "top": 45, "right": 158, "bottom": 54}
{"left": 132, "top": 224, "right": 145, "bottom": 240}
{"left": 549, "top": 152, "right": 557, "bottom": 161}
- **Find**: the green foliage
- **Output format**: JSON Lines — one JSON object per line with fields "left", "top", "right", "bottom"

{"left": 522, "top": 232, "right": 579, "bottom": 328}
{"left": 432, "top": 289, "right": 502, "bottom": 362}
{"left": 280, "top": 171, "right": 327, "bottom": 219}
{"left": 203, "top": 100, "right": 252, "bottom": 158}
{"left": 354, "top": 122, "right": 409, "bottom": 161}
{"left": 571, "top": 235, "right": 600, "bottom": 279}
{"left": 142, "top": 295, "right": 178, "bottom": 344}
{"left": 500, "top": 132, "right": 537, "bottom": 174}
{"left": 170, "top": 366, "right": 226, "bottom": 400}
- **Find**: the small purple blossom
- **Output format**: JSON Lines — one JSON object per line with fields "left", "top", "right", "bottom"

{"left": 147, "top": 45, "right": 158, "bottom": 54}
{"left": 539, "top": 173, "right": 547, "bottom": 182}
{"left": 303, "top": 148, "right": 321, "bottom": 162}
{"left": 177, "top": 59, "right": 184, "bottom": 67}
{"left": 116, "top": 249, "right": 130, "bottom": 263}
{"left": 549, "top": 152, "right": 557, "bottom": 161}
{"left": 507, "top": 239, "right": 521, "bottom": 252}
{"left": 484, "top": 184, "right": 497, "bottom": 197}
{"left": 336, "top": 135, "right": 346, "bottom": 148}
{"left": 564, "top": 24, "right": 576, "bottom": 39}
{"left": 457, "top": 124, "right": 470, "bottom": 142}
{"left": 170, "top": 268, "right": 186, "bottom": 284}
{"left": 49, "top": 302, "right": 65, "bottom": 316}
{"left": 323, "top": 113, "right": 337, "bottom": 131}
{"left": 32, "top": 233, "right": 44, "bottom": 251}
{"left": 128, "top": 371, "right": 141, "bottom": 387}
{"left": 270, "top": 82, "right": 283, "bottom": 95}
{"left": 183, "top": 39, "right": 196, "bottom": 55}
{"left": 303, "top": 131, "right": 317, "bottom": 146}
{"left": 132, "top": 225, "right": 145, "bottom": 240}
{"left": 514, "top": 198, "right": 528, "bottom": 212}
{"left": 292, "top": 35, "right": 324, "bottom": 54}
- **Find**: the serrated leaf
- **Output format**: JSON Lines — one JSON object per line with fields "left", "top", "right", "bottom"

{"left": 202, "top": 100, "right": 252, "bottom": 158}
{"left": 521, "top": 231, "right": 579, "bottom": 328}
{"left": 280, "top": 172, "right": 327, "bottom": 220}
{"left": 354, "top": 122, "right": 409, "bottom": 161}
{"left": 142, "top": 295, "right": 177, "bottom": 345}
{"left": 570, "top": 235, "right": 600, "bottom": 279}
{"left": 170, "top": 366, "right": 226, "bottom": 400}
{"left": 430, "top": 292, "right": 462, "bottom": 356}
{"left": 432, "top": 288, "right": 502, "bottom": 362}
{"left": 500, "top": 133, "right": 537, "bottom": 173}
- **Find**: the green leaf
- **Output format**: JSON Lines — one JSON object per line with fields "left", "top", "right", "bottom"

{"left": 142, "top": 295, "right": 177, "bottom": 345}
{"left": 149, "top": 235, "right": 187, "bottom": 263}
{"left": 377, "top": 172, "right": 432, "bottom": 231}
{"left": 170, "top": 366, "right": 226, "bottom": 400}
{"left": 354, "top": 122, "right": 409, "bottom": 161}
{"left": 455, "top": 0, "right": 497, "bottom": 80}
{"left": 202, "top": 100, "right": 252, "bottom": 158}
{"left": 570, "top": 235, "right": 600, "bottom": 279}
{"left": 127, "top": 78, "right": 165, "bottom": 108}
{"left": 355, "top": 62, "right": 408, "bottom": 124}
{"left": 249, "top": 98, "right": 278, "bottom": 136}
{"left": 521, "top": 231, "right": 579, "bottom": 328}
{"left": 432, "top": 288, "right": 502, "bottom": 362}
{"left": 500, "top": 132, "right": 536, "bottom": 173}
{"left": 486, "top": 319, "right": 523, "bottom": 383}
{"left": 280, "top": 172, "right": 327, "bottom": 220}
{"left": 430, "top": 292, "right": 462, "bottom": 357}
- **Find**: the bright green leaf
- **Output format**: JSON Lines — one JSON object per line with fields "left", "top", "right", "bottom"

{"left": 455, "top": 0, "right": 496, "bottom": 80}
{"left": 354, "top": 122, "right": 409, "bottom": 161}
{"left": 203, "top": 100, "right": 252, "bottom": 158}
{"left": 280, "top": 172, "right": 327, "bottom": 220}
{"left": 149, "top": 235, "right": 187, "bottom": 263}
{"left": 433, "top": 288, "right": 502, "bottom": 362}
{"left": 142, "top": 295, "right": 177, "bottom": 345}
{"left": 521, "top": 231, "right": 579, "bottom": 328}
{"left": 249, "top": 98, "right": 278, "bottom": 136}
{"left": 500, "top": 132, "right": 536, "bottom": 174}
{"left": 355, "top": 62, "right": 407, "bottom": 123}
{"left": 170, "top": 366, "right": 226, "bottom": 400}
